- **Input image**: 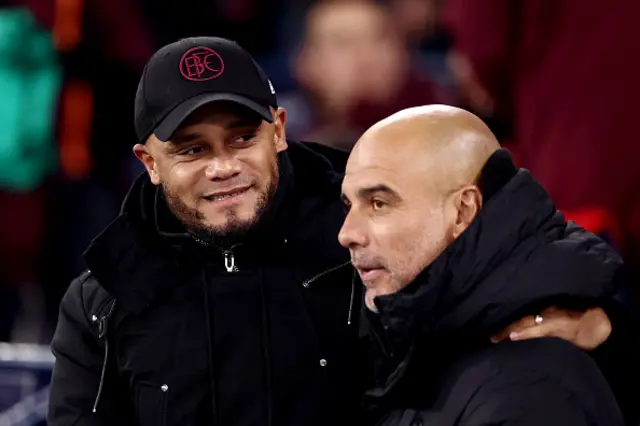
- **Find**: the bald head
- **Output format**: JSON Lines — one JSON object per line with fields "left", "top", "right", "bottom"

{"left": 349, "top": 105, "right": 500, "bottom": 196}
{"left": 339, "top": 105, "right": 500, "bottom": 312}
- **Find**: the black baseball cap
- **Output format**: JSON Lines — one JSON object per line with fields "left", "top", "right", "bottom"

{"left": 134, "top": 36, "right": 278, "bottom": 142}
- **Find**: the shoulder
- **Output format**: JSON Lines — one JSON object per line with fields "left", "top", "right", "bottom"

{"left": 538, "top": 221, "right": 622, "bottom": 286}
{"left": 474, "top": 338, "right": 609, "bottom": 393}
{"left": 503, "top": 219, "right": 623, "bottom": 304}
{"left": 296, "top": 141, "right": 349, "bottom": 174}
{"left": 286, "top": 141, "right": 348, "bottom": 235}
{"left": 51, "top": 270, "right": 116, "bottom": 358}
{"left": 62, "top": 270, "right": 114, "bottom": 328}
{"left": 459, "top": 338, "right": 622, "bottom": 425}
{"left": 485, "top": 336, "right": 596, "bottom": 370}
{"left": 287, "top": 140, "right": 346, "bottom": 191}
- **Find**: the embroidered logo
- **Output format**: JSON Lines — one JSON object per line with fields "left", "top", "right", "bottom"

{"left": 179, "top": 47, "right": 224, "bottom": 81}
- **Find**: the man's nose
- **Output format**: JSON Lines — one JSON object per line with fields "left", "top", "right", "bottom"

{"left": 338, "top": 210, "right": 369, "bottom": 249}
{"left": 204, "top": 156, "right": 242, "bottom": 181}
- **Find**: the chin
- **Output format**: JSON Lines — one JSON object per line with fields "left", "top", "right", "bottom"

{"left": 204, "top": 218, "right": 255, "bottom": 235}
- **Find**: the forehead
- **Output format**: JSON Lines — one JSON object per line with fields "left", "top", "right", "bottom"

{"left": 343, "top": 134, "right": 426, "bottom": 196}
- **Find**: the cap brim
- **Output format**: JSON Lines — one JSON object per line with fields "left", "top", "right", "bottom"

{"left": 154, "top": 93, "right": 273, "bottom": 142}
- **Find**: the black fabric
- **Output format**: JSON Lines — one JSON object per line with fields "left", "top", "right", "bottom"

{"left": 47, "top": 141, "right": 366, "bottom": 426}
{"left": 364, "top": 152, "right": 627, "bottom": 426}
{"left": 592, "top": 298, "right": 640, "bottom": 426}
{"left": 477, "top": 148, "right": 517, "bottom": 202}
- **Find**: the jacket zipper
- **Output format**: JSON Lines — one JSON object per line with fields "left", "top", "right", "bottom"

{"left": 191, "top": 235, "right": 240, "bottom": 272}
{"left": 223, "top": 250, "right": 238, "bottom": 272}
{"left": 92, "top": 298, "right": 117, "bottom": 413}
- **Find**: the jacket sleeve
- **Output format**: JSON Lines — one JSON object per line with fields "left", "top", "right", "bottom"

{"left": 591, "top": 299, "right": 640, "bottom": 426}
{"left": 47, "top": 275, "right": 133, "bottom": 426}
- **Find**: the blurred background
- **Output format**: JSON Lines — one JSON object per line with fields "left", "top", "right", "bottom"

{"left": 0, "top": 0, "right": 638, "bottom": 423}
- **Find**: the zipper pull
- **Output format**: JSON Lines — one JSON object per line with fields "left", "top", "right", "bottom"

{"left": 98, "top": 317, "right": 108, "bottom": 339}
{"left": 97, "top": 299, "right": 117, "bottom": 339}
{"left": 224, "top": 251, "right": 238, "bottom": 272}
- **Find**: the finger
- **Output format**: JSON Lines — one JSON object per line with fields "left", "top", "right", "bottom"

{"left": 491, "top": 326, "right": 516, "bottom": 343}
{"left": 491, "top": 316, "right": 537, "bottom": 343}
{"left": 509, "top": 323, "right": 564, "bottom": 341}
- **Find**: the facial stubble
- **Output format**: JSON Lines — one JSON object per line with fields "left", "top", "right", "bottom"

{"left": 163, "top": 161, "right": 279, "bottom": 240}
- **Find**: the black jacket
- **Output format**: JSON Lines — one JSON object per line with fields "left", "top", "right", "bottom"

{"left": 364, "top": 151, "right": 627, "bottom": 426}
{"left": 47, "top": 141, "right": 364, "bottom": 426}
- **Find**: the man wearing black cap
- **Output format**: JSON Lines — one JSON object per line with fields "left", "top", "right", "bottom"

{"left": 47, "top": 36, "right": 639, "bottom": 426}
{"left": 47, "top": 36, "right": 362, "bottom": 426}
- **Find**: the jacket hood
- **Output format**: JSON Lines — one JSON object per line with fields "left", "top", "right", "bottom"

{"left": 370, "top": 150, "right": 623, "bottom": 354}
{"left": 82, "top": 140, "right": 347, "bottom": 313}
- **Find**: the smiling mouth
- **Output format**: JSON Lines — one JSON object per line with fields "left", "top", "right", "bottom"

{"left": 203, "top": 187, "right": 250, "bottom": 202}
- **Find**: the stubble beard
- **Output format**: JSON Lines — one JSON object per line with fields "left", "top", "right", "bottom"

{"left": 163, "top": 164, "right": 279, "bottom": 240}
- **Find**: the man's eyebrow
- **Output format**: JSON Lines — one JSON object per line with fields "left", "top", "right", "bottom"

{"left": 341, "top": 184, "right": 400, "bottom": 204}
{"left": 357, "top": 184, "right": 399, "bottom": 199}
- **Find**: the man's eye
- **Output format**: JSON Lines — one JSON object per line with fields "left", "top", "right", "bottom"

{"left": 372, "top": 199, "right": 387, "bottom": 210}
{"left": 231, "top": 134, "right": 256, "bottom": 146}
{"left": 180, "top": 146, "right": 205, "bottom": 156}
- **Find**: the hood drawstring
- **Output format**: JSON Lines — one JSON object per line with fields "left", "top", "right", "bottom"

{"left": 92, "top": 299, "right": 117, "bottom": 413}
{"left": 300, "top": 261, "right": 354, "bottom": 326}
{"left": 202, "top": 271, "right": 219, "bottom": 423}
{"left": 259, "top": 272, "right": 273, "bottom": 426}
{"left": 348, "top": 268, "right": 357, "bottom": 326}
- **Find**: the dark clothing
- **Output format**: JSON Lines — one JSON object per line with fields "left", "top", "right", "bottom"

{"left": 591, "top": 298, "right": 640, "bottom": 426}
{"left": 49, "top": 142, "right": 640, "bottom": 426}
{"left": 364, "top": 150, "right": 626, "bottom": 426}
{"left": 48, "top": 141, "right": 364, "bottom": 426}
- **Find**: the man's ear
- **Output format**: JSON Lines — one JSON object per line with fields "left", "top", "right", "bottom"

{"left": 133, "top": 143, "right": 161, "bottom": 185}
{"left": 273, "top": 107, "right": 288, "bottom": 152}
{"left": 452, "top": 185, "right": 482, "bottom": 239}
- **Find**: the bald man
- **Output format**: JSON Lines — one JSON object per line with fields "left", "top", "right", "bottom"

{"left": 340, "top": 105, "right": 627, "bottom": 425}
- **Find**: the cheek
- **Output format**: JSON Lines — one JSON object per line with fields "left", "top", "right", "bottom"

{"left": 246, "top": 147, "right": 278, "bottom": 184}
{"left": 166, "top": 165, "right": 201, "bottom": 200}
{"left": 385, "top": 213, "right": 450, "bottom": 285}
{"left": 370, "top": 219, "right": 420, "bottom": 274}
{"left": 386, "top": 226, "right": 425, "bottom": 277}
